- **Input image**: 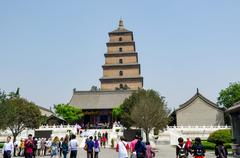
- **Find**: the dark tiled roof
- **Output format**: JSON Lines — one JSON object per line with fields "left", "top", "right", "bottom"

{"left": 104, "top": 52, "right": 137, "bottom": 57}
{"left": 100, "top": 76, "right": 143, "bottom": 80}
{"left": 109, "top": 19, "right": 132, "bottom": 34}
{"left": 102, "top": 63, "right": 140, "bottom": 68}
{"left": 109, "top": 28, "right": 132, "bottom": 34}
{"left": 226, "top": 101, "right": 240, "bottom": 113}
{"left": 176, "top": 91, "right": 224, "bottom": 112}
{"left": 69, "top": 90, "right": 134, "bottom": 109}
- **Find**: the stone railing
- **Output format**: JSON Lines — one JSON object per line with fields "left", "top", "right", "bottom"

{"left": 160, "top": 125, "right": 231, "bottom": 145}
{"left": 38, "top": 124, "right": 76, "bottom": 129}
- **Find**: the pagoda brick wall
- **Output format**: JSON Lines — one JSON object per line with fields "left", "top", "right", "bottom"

{"left": 105, "top": 56, "right": 137, "bottom": 64}
{"left": 109, "top": 35, "right": 132, "bottom": 42}
{"left": 107, "top": 45, "right": 135, "bottom": 53}
{"left": 103, "top": 69, "right": 140, "bottom": 77}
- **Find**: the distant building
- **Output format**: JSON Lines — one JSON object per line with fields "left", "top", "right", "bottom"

{"left": 69, "top": 90, "right": 133, "bottom": 124}
{"left": 38, "top": 106, "right": 53, "bottom": 117}
{"left": 176, "top": 89, "right": 225, "bottom": 126}
{"left": 69, "top": 20, "right": 143, "bottom": 125}
{"left": 227, "top": 101, "right": 240, "bottom": 146}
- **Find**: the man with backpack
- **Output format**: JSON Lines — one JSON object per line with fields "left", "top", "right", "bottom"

{"left": 191, "top": 137, "right": 205, "bottom": 158}
{"left": 176, "top": 137, "right": 188, "bottom": 158}
{"left": 215, "top": 141, "right": 228, "bottom": 158}
{"left": 134, "top": 137, "right": 146, "bottom": 158}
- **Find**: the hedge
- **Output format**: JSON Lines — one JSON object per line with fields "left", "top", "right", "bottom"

{"left": 0, "top": 143, "right": 3, "bottom": 148}
{"left": 207, "top": 129, "right": 232, "bottom": 143}
{"left": 201, "top": 141, "right": 232, "bottom": 150}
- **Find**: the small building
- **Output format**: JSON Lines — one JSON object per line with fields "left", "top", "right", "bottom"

{"left": 227, "top": 101, "right": 240, "bottom": 146}
{"left": 69, "top": 90, "right": 133, "bottom": 125}
{"left": 176, "top": 89, "right": 225, "bottom": 126}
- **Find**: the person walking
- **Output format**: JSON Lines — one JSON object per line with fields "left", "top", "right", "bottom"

{"left": 215, "top": 141, "right": 228, "bottom": 158}
{"left": 59, "top": 137, "right": 63, "bottom": 157}
{"left": 191, "top": 137, "right": 205, "bottom": 158}
{"left": 50, "top": 136, "right": 59, "bottom": 158}
{"left": 32, "top": 137, "right": 38, "bottom": 158}
{"left": 40, "top": 138, "right": 46, "bottom": 157}
{"left": 146, "top": 142, "right": 155, "bottom": 158}
{"left": 93, "top": 136, "right": 100, "bottom": 158}
{"left": 85, "top": 136, "right": 94, "bottom": 158}
{"left": 18, "top": 139, "right": 25, "bottom": 156}
{"left": 135, "top": 137, "right": 146, "bottom": 158}
{"left": 3, "top": 136, "right": 14, "bottom": 158}
{"left": 116, "top": 136, "right": 129, "bottom": 158}
{"left": 24, "top": 134, "right": 34, "bottom": 158}
{"left": 130, "top": 135, "right": 139, "bottom": 158}
{"left": 62, "top": 136, "right": 69, "bottom": 158}
{"left": 176, "top": 137, "right": 188, "bottom": 158}
{"left": 69, "top": 134, "right": 78, "bottom": 158}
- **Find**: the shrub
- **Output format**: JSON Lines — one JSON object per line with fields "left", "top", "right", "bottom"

{"left": 201, "top": 141, "right": 232, "bottom": 150}
{"left": 207, "top": 129, "right": 232, "bottom": 143}
{"left": 0, "top": 143, "right": 3, "bottom": 148}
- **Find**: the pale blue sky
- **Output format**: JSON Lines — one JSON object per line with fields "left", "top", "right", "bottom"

{"left": 0, "top": 1, "right": 240, "bottom": 109}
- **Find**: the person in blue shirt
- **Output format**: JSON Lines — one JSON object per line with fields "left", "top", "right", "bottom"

{"left": 134, "top": 137, "right": 146, "bottom": 158}
{"left": 85, "top": 136, "right": 94, "bottom": 158}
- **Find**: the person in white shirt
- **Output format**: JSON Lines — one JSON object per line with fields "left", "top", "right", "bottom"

{"left": 3, "top": 136, "right": 14, "bottom": 158}
{"left": 116, "top": 136, "right": 129, "bottom": 158}
{"left": 69, "top": 134, "right": 78, "bottom": 158}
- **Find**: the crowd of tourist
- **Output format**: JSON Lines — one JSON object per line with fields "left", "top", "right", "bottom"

{"left": 2, "top": 132, "right": 229, "bottom": 158}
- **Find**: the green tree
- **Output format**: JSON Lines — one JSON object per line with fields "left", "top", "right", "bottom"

{"left": 54, "top": 104, "right": 84, "bottom": 124}
{"left": 0, "top": 89, "right": 7, "bottom": 104}
{"left": 218, "top": 82, "right": 240, "bottom": 108}
{"left": 0, "top": 97, "right": 41, "bottom": 143}
{"left": 112, "top": 106, "right": 123, "bottom": 121}
{"left": 120, "top": 89, "right": 170, "bottom": 142}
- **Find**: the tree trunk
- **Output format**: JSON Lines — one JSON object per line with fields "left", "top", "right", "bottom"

{"left": 13, "top": 134, "right": 18, "bottom": 156}
{"left": 145, "top": 130, "right": 149, "bottom": 143}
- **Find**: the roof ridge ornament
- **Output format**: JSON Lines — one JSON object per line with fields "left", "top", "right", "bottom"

{"left": 197, "top": 88, "right": 199, "bottom": 94}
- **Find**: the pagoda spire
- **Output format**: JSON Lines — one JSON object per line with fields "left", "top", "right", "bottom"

{"left": 118, "top": 19, "right": 124, "bottom": 29}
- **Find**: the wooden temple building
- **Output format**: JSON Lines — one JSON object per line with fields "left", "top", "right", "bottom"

{"left": 69, "top": 20, "right": 143, "bottom": 125}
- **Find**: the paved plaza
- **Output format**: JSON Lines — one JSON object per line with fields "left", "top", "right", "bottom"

{"left": 0, "top": 145, "right": 234, "bottom": 158}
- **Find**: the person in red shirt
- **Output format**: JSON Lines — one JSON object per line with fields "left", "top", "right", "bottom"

{"left": 24, "top": 134, "right": 34, "bottom": 158}
{"left": 185, "top": 138, "right": 192, "bottom": 152}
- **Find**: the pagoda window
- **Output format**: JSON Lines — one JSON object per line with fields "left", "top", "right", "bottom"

{"left": 119, "top": 71, "right": 123, "bottom": 76}
{"left": 119, "top": 59, "right": 123, "bottom": 64}
{"left": 119, "top": 84, "right": 123, "bottom": 89}
{"left": 119, "top": 47, "right": 123, "bottom": 52}
{"left": 119, "top": 37, "right": 122, "bottom": 41}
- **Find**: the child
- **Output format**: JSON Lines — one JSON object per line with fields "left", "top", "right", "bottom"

{"left": 191, "top": 137, "right": 205, "bottom": 158}
{"left": 176, "top": 137, "right": 188, "bottom": 158}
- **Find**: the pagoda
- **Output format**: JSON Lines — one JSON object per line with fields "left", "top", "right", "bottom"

{"left": 100, "top": 19, "right": 143, "bottom": 90}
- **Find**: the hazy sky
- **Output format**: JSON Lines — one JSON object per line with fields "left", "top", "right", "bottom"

{"left": 1, "top": 1, "right": 240, "bottom": 109}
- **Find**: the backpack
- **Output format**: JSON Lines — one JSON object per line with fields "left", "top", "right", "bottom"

{"left": 195, "top": 144, "right": 204, "bottom": 156}
{"left": 216, "top": 145, "right": 227, "bottom": 158}
{"left": 177, "top": 144, "right": 187, "bottom": 158}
